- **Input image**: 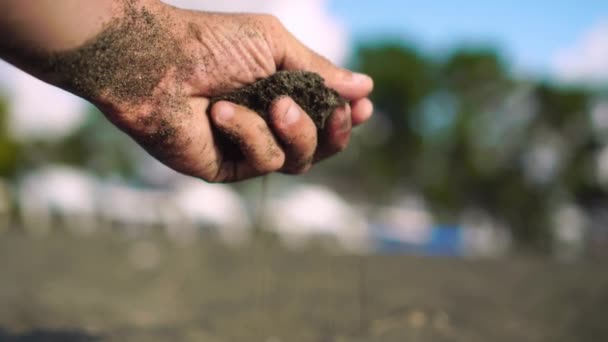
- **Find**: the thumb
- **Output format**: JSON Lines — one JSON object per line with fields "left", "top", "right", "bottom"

{"left": 272, "top": 22, "right": 373, "bottom": 100}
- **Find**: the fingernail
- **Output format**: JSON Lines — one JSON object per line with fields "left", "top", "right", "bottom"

{"left": 339, "top": 115, "right": 351, "bottom": 133}
{"left": 216, "top": 103, "right": 234, "bottom": 122}
{"left": 351, "top": 72, "right": 371, "bottom": 84}
{"left": 335, "top": 107, "right": 351, "bottom": 133}
{"left": 283, "top": 102, "right": 301, "bottom": 126}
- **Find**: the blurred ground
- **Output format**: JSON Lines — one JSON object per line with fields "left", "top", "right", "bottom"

{"left": 0, "top": 232, "right": 607, "bottom": 342}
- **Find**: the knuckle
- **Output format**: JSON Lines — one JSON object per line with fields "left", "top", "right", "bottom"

{"left": 311, "top": 50, "right": 332, "bottom": 66}
{"left": 208, "top": 175, "right": 228, "bottom": 184}
{"left": 283, "top": 160, "right": 313, "bottom": 175}
{"left": 269, "top": 153, "right": 287, "bottom": 171}
{"left": 256, "top": 152, "right": 285, "bottom": 174}
{"left": 257, "top": 13, "right": 283, "bottom": 30}
{"left": 332, "top": 138, "right": 349, "bottom": 154}
{"left": 254, "top": 13, "right": 286, "bottom": 51}
{"left": 195, "top": 172, "right": 216, "bottom": 183}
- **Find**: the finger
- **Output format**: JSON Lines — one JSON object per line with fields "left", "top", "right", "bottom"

{"left": 210, "top": 101, "right": 286, "bottom": 179}
{"left": 269, "top": 96, "right": 317, "bottom": 174}
{"left": 351, "top": 97, "right": 374, "bottom": 126}
{"left": 213, "top": 157, "right": 272, "bottom": 183}
{"left": 115, "top": 97, "right": 224, "bottom": 182}
{"left": 273, "top": 26, "right": 373, "bottom": 100}
{"left": 314, "top": 103, "right": 352, "bottom": 163}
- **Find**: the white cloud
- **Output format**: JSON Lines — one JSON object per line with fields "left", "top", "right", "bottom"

{"left": 553, "top": 20, "right": 608, "bottom": 85}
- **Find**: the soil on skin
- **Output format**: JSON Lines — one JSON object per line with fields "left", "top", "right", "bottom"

{"left": 1, "top": 232, "right": 607, "bottom": 342}
{"left": 211, "top": 70, "right": 346, "bottom": 130}
{"left": 7, "top": 0, "right": 191, "bottom": 152}
{"left": 22, "top": 0, "right": 190, "bottom": 103}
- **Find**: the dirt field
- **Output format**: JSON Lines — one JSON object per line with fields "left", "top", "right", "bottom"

{"left": 0, "top": 232, "right": 607, "bottom": 342}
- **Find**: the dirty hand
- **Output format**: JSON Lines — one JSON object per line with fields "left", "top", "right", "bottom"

{"left": 0, "top": 0, "right": 374, "bottom": 182}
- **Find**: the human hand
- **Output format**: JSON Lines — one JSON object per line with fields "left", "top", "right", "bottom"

{"left": 46, "top": 1, "right": 374, "bottom": 182}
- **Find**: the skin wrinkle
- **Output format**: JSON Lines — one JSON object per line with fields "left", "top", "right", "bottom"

{"left": 202, "top": 22, "right": 243, "bottom": 94}
{"left": 245, "top": 38, "right": 272, "bottom": 80}
{"left": 227, "top": 33, "right": 263, "bottom": 87}
{"left": 187, "top": 22, "right": 203, "bottom": 43}
{"left": 191, "top": 27, "right": 220, "bottom": 91}
{"left": 258, "top": 16, "right": 284, "bottom": 67}
{"left": 231, "top": 39, "right": 255, "bottom": 82}
{"left": 244, "top": 37, "right": 275, "bottom": 78}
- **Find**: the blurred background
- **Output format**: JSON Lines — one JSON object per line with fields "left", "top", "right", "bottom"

{"left": 1, "top": 1, "right": 608, "bottom": 341}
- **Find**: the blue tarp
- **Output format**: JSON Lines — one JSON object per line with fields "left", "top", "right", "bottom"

{"left": 372, "top": 224, "right": 464, "bottom": 257}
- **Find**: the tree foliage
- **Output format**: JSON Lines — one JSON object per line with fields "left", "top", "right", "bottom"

{"left": 349, "top": 42, "right": 602, "bottom": 248}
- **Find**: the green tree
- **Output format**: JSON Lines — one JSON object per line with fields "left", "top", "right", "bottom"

{"left": 351, "top": 43, "right": 436, "bottom": 195}
{"left": 0, "top": 96, "right": 22, "bottom": 178}
{"left": 350, "top": 42, "right": 602, "bottom": 249}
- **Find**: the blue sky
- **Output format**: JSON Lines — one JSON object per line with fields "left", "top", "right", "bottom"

{"left": 329, "top": 0, "right": 608, "bottom": 78}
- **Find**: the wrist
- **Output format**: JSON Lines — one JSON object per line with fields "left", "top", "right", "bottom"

{"left": 37, "top": 0, "right": 167, "bottom": 52}
{"left": 57, "top": 0, "right": 183, "bottom": 110}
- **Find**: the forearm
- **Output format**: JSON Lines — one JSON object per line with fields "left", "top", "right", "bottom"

{"left": 0, "top": 0, "right": 121, "bottom": 53}
{"left": 0, "top": 0, "right": 161, "bottom": 85}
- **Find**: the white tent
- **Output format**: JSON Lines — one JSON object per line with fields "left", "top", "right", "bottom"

{"left": 18, "top": 165, "right": 98, "bottom": 236}
{"left": 266, "top": 184, "right": 370, "bottom": 253}
{"left": 171, "top": 179, "right": 252, "bottom": 246}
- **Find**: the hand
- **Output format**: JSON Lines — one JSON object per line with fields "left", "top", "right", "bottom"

{"left": 24, "top": 1, "right": 375, "bottom": 182}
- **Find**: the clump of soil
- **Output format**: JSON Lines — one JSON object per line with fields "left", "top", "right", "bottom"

{"left": 210, "top": 70, "right": 346, "bottom": 130}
